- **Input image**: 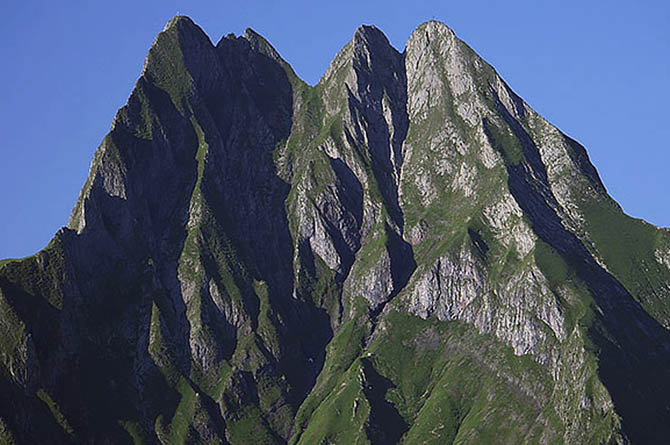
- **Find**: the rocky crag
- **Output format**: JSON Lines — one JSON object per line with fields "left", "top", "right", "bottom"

{"left": 1, "top": 17, "right": 669, "bottom": 444}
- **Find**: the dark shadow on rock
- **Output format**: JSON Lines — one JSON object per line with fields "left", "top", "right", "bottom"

{"left": 30, "top": 77, "right": 203, "bottom": 442}
{"left": 0, "top": 274, "right": 77, "bottom": 444}
{"left": 344, "top": 41, "right": 417, "bottom": 324}
{"left": 325, "top": 157, "right": 365, "bottom": 279}
{"left": 361, "top": 358, "right": 408, "bottom": 444}
{"left": 467, "top": 227, "right": 490, "bottom": 261}
{"left": 182, "top": 33, "right": 337, "bottom": 434}
{"left": 386, "top": 224, "right": 416, "bottom": 300}
{"left": 346, "top": 36, "right": 409, "bottom": 232}
{"left": 221, "top": 370, "right": 286, "bottom": 444}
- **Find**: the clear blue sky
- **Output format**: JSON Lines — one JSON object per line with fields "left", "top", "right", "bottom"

{"left": 1, "top": 0, "right": 668, "bottom": 259}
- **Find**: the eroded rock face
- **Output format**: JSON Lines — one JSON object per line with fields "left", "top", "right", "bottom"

{"left": 1, "top": 17, "right": 669, "bottom": 445}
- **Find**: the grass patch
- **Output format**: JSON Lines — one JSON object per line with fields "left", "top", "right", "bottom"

{"left": 579, "top": 194, "right": 670, "bottom": 323}
{"left": 37, "top": 389, "right": 74, "bottom": 435}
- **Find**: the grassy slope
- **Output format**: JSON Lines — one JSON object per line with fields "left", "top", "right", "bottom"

{"left": 578, "top": 193, "right": 670, "bottom": 325}
{"left": 291, "top": 309, "right": 557, "bottom": 444}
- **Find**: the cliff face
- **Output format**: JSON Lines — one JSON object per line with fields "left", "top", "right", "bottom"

{"left": 1, "top": 17, "right": 670, "bottom": 444}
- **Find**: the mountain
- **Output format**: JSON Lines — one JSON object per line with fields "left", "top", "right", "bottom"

{"left": 1, "top": 16, "right": 670, "bottom": 444}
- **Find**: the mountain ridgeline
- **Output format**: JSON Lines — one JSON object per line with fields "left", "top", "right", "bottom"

{"left": 1, "top": 16, "right": 669, "bottom": 444}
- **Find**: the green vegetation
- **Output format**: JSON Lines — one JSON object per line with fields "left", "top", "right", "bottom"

{"left": 155, "top": 377, "right": 198, "bottom": 443}
{"left": 579, "top": 193, "right": 670, "bottom": 324}
{"left": 291, "top": 319, "right": 369, "bottom": 444}
{"left": 0, "top": 237, "right": 67, "bottom": 310}
{"left": 0, "top": 418, "right": 17, "bottom": 445}
{"left": 534, "top": 240, "right": 568, "bottom": 287}
{"left": 36, "top": 389, "right": 74, "bottom": 435}
{"left": 0, "top": 290, "right": 26, "bottom": 358}
{"left": 482, "top": 118, "right": 524, "bottom": 165}
{"left": 118, "top": 420, "right": 147, "bottom": 444}
{"left": 292, "top": 309, "right": 570, "bottom": 444}
{"left": 225, "top": 404, "right": 279, "bottom": 445}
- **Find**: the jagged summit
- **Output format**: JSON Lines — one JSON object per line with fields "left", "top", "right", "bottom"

{"left": 1, "top": 15, "right": 670, "bottom": 445}
{"left": 157, "top": 14, "right": 213, "bottom": 49}
{"left": 241, "top": 27, "right": 264, "bottom": 43}
{"left": 411, "top": 19, "right": 457, "bottom": 39}
{"left": 352, "top": 24, "right": 388, "bottom": 43}
{"left": 162, "top": 14, "right": 194, "bottom": 31}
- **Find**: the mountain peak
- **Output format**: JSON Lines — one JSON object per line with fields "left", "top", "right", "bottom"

{"left": 412, "top": 20, "right": 456, "bottom": 40}
{"left": 163, "top": 15, "right": 195, "bottom": 31}
{"left": 3, "top": 16, "right": 670, "bottom": 445}
{"left": 353, "top": 24, "right": 387, "bottom": 41}
{"left": 240, "top": 27, "right": 285, "bottom": 63}
{"left": 405, "top": 20, "right": 460, "bottom": 58}
{"left": 242, "top": 27, "right": 262, "bottom": 39}
{"left": 351, "top": 23, "right": 396, "bottom": 55}
{"left": 148, "top": 14, "right": 213, "bottom": 65}
{"left": 321, "top": 23, "right": 400, "bottom": 87}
